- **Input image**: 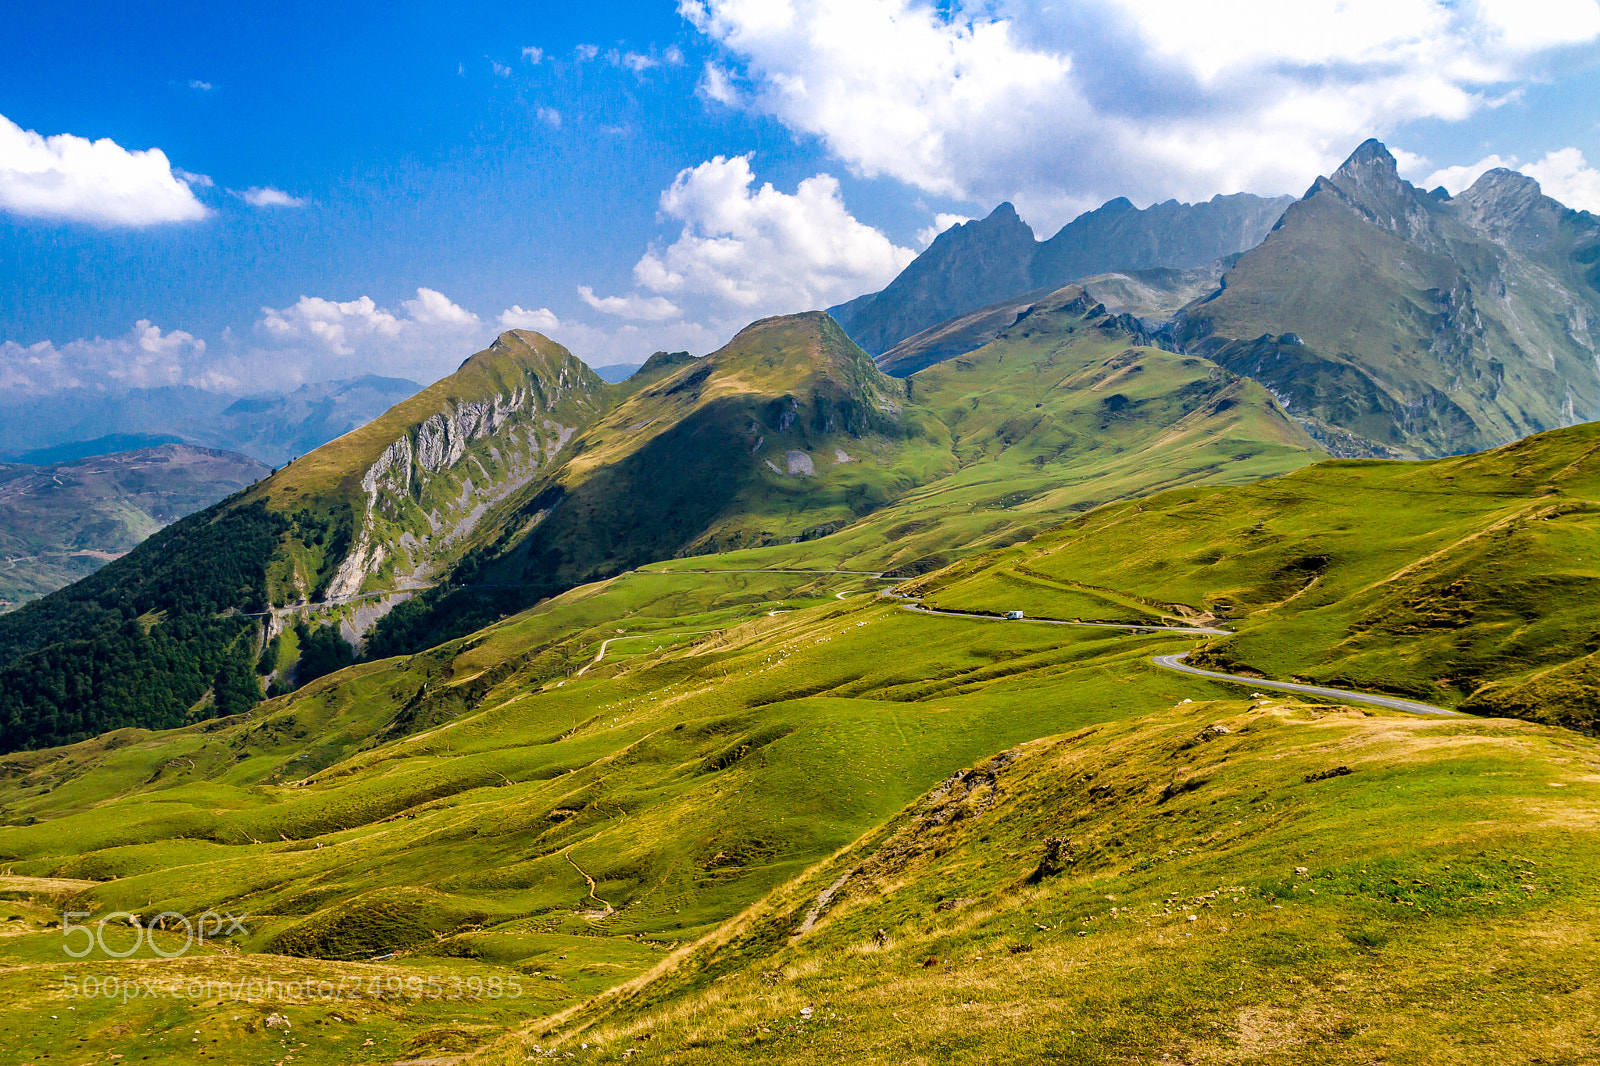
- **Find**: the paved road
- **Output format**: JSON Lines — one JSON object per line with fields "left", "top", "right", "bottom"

{"left": 889, "top": 589, "right": 1222, "bottom": 630}
{"left": 1150, "top": 652, "right": 1457, "bottom": 717}
{"left": 885, "top": 591, "right": 1456, "bottom": 718}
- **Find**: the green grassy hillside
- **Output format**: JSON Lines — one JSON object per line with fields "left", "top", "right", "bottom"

{"left": 676, "top": 288, "right": 1320, "bottom": 581}
{"left": 1, "top": 512, "right": 1596, "bottom": 1062}
{"left": 911, "top": 420, "right": 1600, "bottom": 729}
{"left": 495, "top": 697, "right": 1600, "bottom": 1065}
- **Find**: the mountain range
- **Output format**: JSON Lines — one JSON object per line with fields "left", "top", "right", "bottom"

{"left": 0, "top": 296, "right": 1320, "bottom": 751}
{"left": 829, "top": 192, "right": 1294, "bottom": 356}
{"left": 1171, "top": 140, "right": 1600, "bottom": 457}
{"left": 842, "top": 140, "right": 1600, "bottom": 461}
{"left": 0, "top": 375, "right": 423, "bottom": 466}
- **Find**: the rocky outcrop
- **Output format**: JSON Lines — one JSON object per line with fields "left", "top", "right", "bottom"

{"left": 316, "top": 336, "right": 605, "bottom": 615}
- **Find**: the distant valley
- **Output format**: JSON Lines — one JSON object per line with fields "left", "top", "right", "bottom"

{"left": 0, "top": 444, "right": 269, "bottom": 611}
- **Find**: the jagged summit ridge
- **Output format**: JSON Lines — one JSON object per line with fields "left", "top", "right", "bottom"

{"left": 831, "top": 192, "right": 1293, "bottom": 355}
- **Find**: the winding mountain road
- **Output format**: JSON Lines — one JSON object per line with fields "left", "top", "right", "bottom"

{"left": 1150, "top": 651, "right": 1457, "bottom": 716}
{"left": 885, "top": 591, "right": 1456, "bottom": 718}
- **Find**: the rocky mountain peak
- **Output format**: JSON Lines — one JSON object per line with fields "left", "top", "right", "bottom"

{"left": 1453, "top": 168, "right": 1569, "bottom": 254}
{"left": 1318, "top": 137, "right": 1435, "bottom": 243}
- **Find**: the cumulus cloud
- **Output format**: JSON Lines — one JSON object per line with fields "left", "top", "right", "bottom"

{"left": 574, "top": 44, "right": 600, "bottom": 61}
{"left": 537, "top": 107, "right": 562, "bottom": 128}
{"left": 1425, "top": 147, "right": 1600, "bottom": 212}
{"left": 238, "top": 186, "right": 306, "bottom": 208}
{"left": 916, "top": 212, "right": 973, "bottom": 247}
{"left": 522, "top": 46, "right": 544, "bottom": 64}
{"left": 578, "top": 286, "right": 683, "bottom": 321}
{"left": 498, "top": 305, "right": 561, "bottom": 331}
{"left": 0, "top": 320, "right": 221, "bottom": 395}
{"left": 187, "top": 79, "right": 213, "bottom": 92}
{"left": 491, "top": 59, "right": 512, "bottom": 77}
{"left": 588, "top": 155, "right": 913, "bottom": 326}
{"left": 246, "top": 287, "right": 498, "bottom": 385}
{"left": 1522, "top": 148, "right": 1600, "bottom": 213}
{"left": 681, "top": 0, "right": 1600, "bottom": 225}
{"left": 0, "top": 112, "right": 209, "bottom": 226}
{"left": 258, "top": 287, "right": 480, "bottom": 356}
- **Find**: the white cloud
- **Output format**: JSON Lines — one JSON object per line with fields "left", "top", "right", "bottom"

{"left": 681, "top": 0, "right": 1600, "bottom": 226}
{"left": 578, "top": 286, "right": 684, "bottom": 321}
{"left": 522, "top": 46, "right": 544, "bottom": 64}
{"left": 0, "top": 112, "right": 209, "bottom": 226}
{"left": 246, "top": 287, "right": 493, "bottom": 387}
{"left": 491, "top": 59, "right": 512, "bottom": 77}
{"left": 593, "top": 155, "right": 913, "bottom": 323}
{"left": 188, "top": 79, "right": 213, "bottom": 92}
{"left": 611, "top": 50, "right": 658, "bottom": 72}
{"left": 537, "top": 317, "right": 729, "bottom": 368}
{"left": 916, "top": 212, "right": 972, "bottom": 247}
{"left": 403, "top": 287, "right": 479, "bottom": 327}
{"left": 1425, "top": 147, "right": 1600, "bottom": 212}
{"left": 498, "top": 305, "right": 562, "bottom": 331}
{"left": 537, "top": 107, "right": 562, "bottom": 128}
{"left": 239, "top": 186, "right": 306, "bottom": 208}
{"left": 699, "top": 63, "right": 740, "bottom": 105}
{"left": 1522, "top": 148, "right": 1600, "bottom": 213}
{"left": 0, "top": 320, "right": 219, "bottom": 395}
{"left": 574, "top": 44, "right": 600, "bottom": 61}
{"left": 1421, "top": 154, "right": 1519, "bottom": 193}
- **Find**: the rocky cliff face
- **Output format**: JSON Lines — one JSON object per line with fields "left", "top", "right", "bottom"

{"left": 254, "top": 331, "right": 607, "bottom": 632}
{"left": 1170, "top": 140, "right": 1600, "bottom": 458}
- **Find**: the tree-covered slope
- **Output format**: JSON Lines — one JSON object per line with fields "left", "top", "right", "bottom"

{"left": 1172, "top": 140, "right": 1600, "bottom": 458}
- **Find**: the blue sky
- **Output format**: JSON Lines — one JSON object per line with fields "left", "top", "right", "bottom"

{"left": 4, "top": 0, "right": 1600, "bottom": 395}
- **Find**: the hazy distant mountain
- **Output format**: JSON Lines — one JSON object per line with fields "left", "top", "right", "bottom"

{"left": 591, "top": 363, "right": 645, "bottom": 383}
{"left": 209, "top": 376, "right": 424, "bottom": 464}
{"left": 1170, "top": 139, "right": 1600, "bottom": 457}
{"left": 831, "top": 193, "right": 1293, "bottom": 355}
{"left": 0, "top": 444, "right": 269, "bottom": 611}
{"left": 0, "top": 375, "right": 422, "bottom": 466}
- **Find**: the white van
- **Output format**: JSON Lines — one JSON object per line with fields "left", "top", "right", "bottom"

{"left": 1005, "top": 611, "right": 1024, "bottom": 620}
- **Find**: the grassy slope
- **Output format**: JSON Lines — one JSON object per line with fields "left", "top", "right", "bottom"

{"left": 0, "top": 423, "right": 1596, "bottom": 1060}
{"left": 0, "top": 568, "right": 1235, "bottom": 1064}
{"left": 496, "top": 697, "right": 1600, "bottom": 1065}
{"left": 0, "top": 445, "right": 269, "bottom": 610}
{"left": 671, "top": 289, "right": 1319, "bottom": 579}
{"left": 912, "top": 420, "right": 1600, "bottom": 727}
{"left": 1, "top": 559, "right": 1594, "bottom": 1063}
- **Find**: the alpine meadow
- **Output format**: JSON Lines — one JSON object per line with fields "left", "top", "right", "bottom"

{"left": 5, "top": 5, "right": 1600, "bottom": 1065}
